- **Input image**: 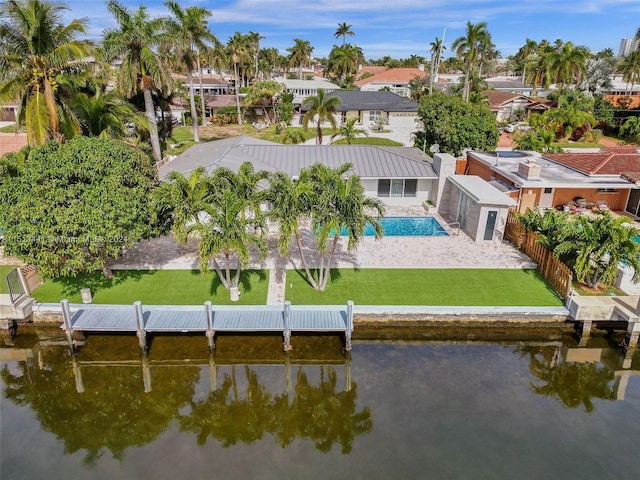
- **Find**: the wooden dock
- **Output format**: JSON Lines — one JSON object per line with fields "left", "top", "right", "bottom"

{"left": 60, "top": 300, "right": 354, "bottom": 352}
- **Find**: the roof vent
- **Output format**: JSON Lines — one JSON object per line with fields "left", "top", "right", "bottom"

{"left": 518, "top": 158, "right": 541, "bottom": 180}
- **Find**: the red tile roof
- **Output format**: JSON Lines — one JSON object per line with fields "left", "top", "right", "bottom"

{"left": 482, "top": 90, "right": 528, "bottom": 107}
{"left": 544, "top": 147, "right": 640, "bottom": 176}
{"left": 356, "top": 66, "right": 387, "bottom": 79}
{"left": 0, "top": 132, "right": 28, "bottom": 156}
{"left": 355, "top": 68, "right": 427, "bottom": 87}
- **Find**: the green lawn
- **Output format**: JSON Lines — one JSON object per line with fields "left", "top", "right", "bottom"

{"left": 284, "top": 268, "right": 564, "bottom": 306}
{"left": 32, "top": 269, "right": 269, "bottom": 305}
{"left": 0, "top": 265, "right": 19, "bottom": 293}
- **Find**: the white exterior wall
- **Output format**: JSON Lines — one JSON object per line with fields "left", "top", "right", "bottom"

{"left": 361, "top": 178, "right": 434, "bottom": 206}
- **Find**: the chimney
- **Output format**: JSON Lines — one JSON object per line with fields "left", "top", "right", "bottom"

{"left": 518, "top": 158, "right": 541, "bottom": 180}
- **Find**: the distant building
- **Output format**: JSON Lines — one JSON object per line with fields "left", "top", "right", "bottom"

{"left": 619, "top": 38, "right": 638, "bottom": 57}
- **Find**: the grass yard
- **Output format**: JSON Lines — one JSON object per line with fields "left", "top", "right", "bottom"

{"left": 284, "top": 268, "right": 564, "bottom": 306}
{"left": 32, "top": 269, "right": 269, "bottom": 305}
{"left": 0, "top": 265, "right": 19, "bottom": 293}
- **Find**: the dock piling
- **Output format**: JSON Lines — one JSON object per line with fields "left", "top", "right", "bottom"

{"left": 134, "top": 301, "right": 147, "bottom": 352}
{"left": 345, "top": 301, "right": 354, "bottom": 351}
{"left": 283, "top": 301, "right": 292, "bottom": 352}
{"left": 60, "top": 299, "right": 75, "bottom": 353}
{"left": 205, "top": 301, "right": 215, "bottom": 350}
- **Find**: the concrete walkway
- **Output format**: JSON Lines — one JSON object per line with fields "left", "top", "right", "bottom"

{"left": 110, "top": 208, "right": 535, "bottom": 305}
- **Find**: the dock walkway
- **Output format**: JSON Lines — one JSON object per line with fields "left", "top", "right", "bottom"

{"left": 60, "top": 300, "right": 354, "bottom": 352}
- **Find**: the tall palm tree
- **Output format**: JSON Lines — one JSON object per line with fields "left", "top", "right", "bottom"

{"left": 429, "top": 37, "right": 445, "bottom": 94}
{"left": 617, "top": 51, "right": 640, "bottom": 95}
{"left": 226, "top": 32, "right": 250, "bottom": 125}
{"left": 0, "top": 0, "right": 93, "bottom": 145}
{"left": 246, "top": 31, "right": 264, "bottom": 80}
{"left": 301, "top": 89, "right": 341, "bottom": 145}
{"left": 164, "top": 1, "right": 215, "bottom": 142}
{"left": 334, "top": 22, "right": 354, "bottom": 46}
{"left": 103, "top": 0, "right": 172, "bottom": 163}
{"left": 306, "top": 163, "right": 385, "bottom": 291}
{"left": 287, "top": 38, "right": 313, "bottom": 80}
{"left": 550, "top": 41, "right": 589, "bottom": 91}
{"left": 451, "top": 21, "right": 491, "bottom": 101}
{"left": 516, "top": 38, "right": 538, "bottom": 85}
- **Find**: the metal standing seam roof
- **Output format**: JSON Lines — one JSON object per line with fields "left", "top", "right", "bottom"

{"left": 160, "top": 136, "right": 438, "bottom": 180}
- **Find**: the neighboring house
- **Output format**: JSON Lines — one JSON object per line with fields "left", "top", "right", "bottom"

{"left": 465, "top": 148, "right": 640, "bottom": 214}
{"left": 482, "top": 91, "right": 551, "bottom": 123}
{"left": 0, "top": 104, "right": 18, "bottom": 129}
{"left": 158, "top": 135, "right": 439, "bottom": 207}
{"left": 273, "top": 76, "right": 340, "bottom": 106}
{"left": 354, "top": 67, "right": 428, "bottom": 98}
{"left": 173, "top": 74, "right": 231, "bottom": 96}
{"left": 484, "top": 76, "right": 533, "bottom": 96}
{"left": 299, "top": 90, "right": 420, "bottom": 145}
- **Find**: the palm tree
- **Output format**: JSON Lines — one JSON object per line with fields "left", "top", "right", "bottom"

{"left": 620, "top": 116, "right": 640, "bottom": 142}
{"left": 554, "top": 213, "right": 640, "bottom": 289}
{"left": 451, "top": 21, "right": 492, "bottom": 101}
{"left": 243, "top": 80, "right": 282, "bottom": 124}
{"left": 190, "top": 165, "right": 268, "bottom": 296}
{"left": 301, "top": 89, "right": 341, "bottom": 145}
{"left": 246, "top": 31, "right": 264, "bottom": 80}
{"left": 226, "top": 32, "right": 250, "bottom": 125}
{"left": 151, "top": 167, "right": 211, "bottom": 242}
{"left": 72, "top": 90, "right": 145, "bottom": 139}
{"left": 331, "top": 117, "right": 368, "bottom": 144}
{"left": 616, "top": 51, "right": 640, "bottom": 96}
{"left": 287, "top": 38, "right": 313, "bottom": 80}
{"left": 516, "top": 38, "right": 538, "bottom": 85}
{"left": 580, "top": 58, "right": 615, "bottom": 93}
{"left": 0, "top": 0, "right": 93, "bottom": 145}
{"left": 550, "top": 41, "right": 589, "bottom": 91}
{"left": 306, "top": 163, "right": 385, "bottom": 291}
{"left": 429, "top": 37, "right": 446, "bottom": 94}
{"left": 325, "top": 44, "right": 364, "bottom": 86}
{"left": 164, "top": 1, "right": 215, "bottom": 142}
{"left": 103, "top": 0, "right": 171, "bottom": 164}
{"left": 334, "top": 22, "right": 354, "bottom": 46}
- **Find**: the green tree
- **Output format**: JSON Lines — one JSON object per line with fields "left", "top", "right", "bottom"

{"left": 554, "top": 213, "right": 640, "bottom": 289}
{"left": 243, "top": 80, "right": 282, "bottom": 124}
{"left": 616, "top": 51, "right": 640, "bottom": 96}
{"left": 0, "top": 136, "right": 157, "bottom": 278}
{"left": 515, "top": 38, "right": 538, "bottom": 84}
{"left": 306, "top": 163, "right": 384, "bottom": 291}
{"left": 331, "top": 117, "right": 368, "bottom": 144}
{"left": 325, "top": 44, "right": 364, "bottom": 87}
{"left": 334, "top": 22, "right": 354, "bottom": 46}
{"left": 451, "top": 21, "right": 492, "bottom": 101}
{"left": 302, "top": 88, "right": 341, "bottom": 145}
{"left": 281, "top": 127, "right": 305, "bottom": 144}
{"left": 417, "top": 91, "right": 498, "bottom": 156}
{"left": 226, "top": 32, "right": 250, "bottom": 125}
{"left": 164, "top": 1, "right": 215, "bottom": 142}
{"left": 550, "top": 41, "right": 589, "bottom": 90}
{"left": 620, "top": 116, "right": 640, "bottom": 142}
{"left": 103, "top": 0, "right": 172, "bottom": 164}
{"left": 429, "top": 37, "right": 446, "bottom": 94}
{"left": 71, "top": 90, "right": 145, "bottom": 139}
{"left": 287, "top": 38, "right": 313, "bottom": 80}
{"left": 512, "top": 128, "right": 563, "bottom": 153}
{"left": 0, "top": 0, "right": 93, "bottom": 145}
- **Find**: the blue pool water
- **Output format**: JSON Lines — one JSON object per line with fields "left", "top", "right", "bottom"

{"left": 341, "top": 216, "right": 448, "bottom": 237}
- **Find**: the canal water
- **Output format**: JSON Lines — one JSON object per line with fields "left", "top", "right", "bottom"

{"left": 1, "top": 328, "right": 639, "bottom": 479}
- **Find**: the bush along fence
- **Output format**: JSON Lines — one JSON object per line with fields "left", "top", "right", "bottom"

{"left": 505, "top": 211, "right": 573, "bottom": 300}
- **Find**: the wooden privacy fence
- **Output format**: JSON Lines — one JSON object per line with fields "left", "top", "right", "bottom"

{"left": 21, "top": 265, "right": 42, "bottom": 294}
{"left": 504, "top": 211, "right": 573, "bottom": 299}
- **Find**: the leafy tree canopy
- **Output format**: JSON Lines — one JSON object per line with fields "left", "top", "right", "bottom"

{"left": 417, "top": 91, "right": 498, "bottom": 156}
{"left": 0, "top": 136, "right": 158, "bottom": 278}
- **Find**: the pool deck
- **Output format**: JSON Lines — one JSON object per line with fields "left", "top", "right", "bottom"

{"left": 110, "top": 207, "right": 536, "bottom": 305}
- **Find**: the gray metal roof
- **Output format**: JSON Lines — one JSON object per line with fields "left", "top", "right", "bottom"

{"left": 159, "top": 136, "right": 437, "bottom": 180}
{"left": 321, "top": 91, "right": 419, "bottom": 113}
{"left": 448, "top": 175, "right": 517, "bottom": 206}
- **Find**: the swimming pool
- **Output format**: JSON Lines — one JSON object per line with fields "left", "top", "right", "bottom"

{"left": 342, "top": 216, "right": 448, "bottom": 237}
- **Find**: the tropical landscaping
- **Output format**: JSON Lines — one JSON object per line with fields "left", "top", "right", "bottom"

{"left": 0, "top": 0, "right": 639, "bottom": 305}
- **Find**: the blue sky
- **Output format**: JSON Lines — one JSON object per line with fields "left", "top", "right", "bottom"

{"left": 63, "top": 0, "right": 639, "bottom": 60}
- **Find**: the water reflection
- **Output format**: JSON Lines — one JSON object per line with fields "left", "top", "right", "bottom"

{"left": 515, "top": 341, "right": 638, "bottom": 411}
{"left": 0, "top": 332, "right": 370, "bottom": 462}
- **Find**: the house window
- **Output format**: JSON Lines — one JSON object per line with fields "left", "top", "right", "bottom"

{"left": 543, "top": 187, "right": 553, "bottom": 194}
{"left": 369, "top": 110, "right": 382, "bottom": 121}
{"left": 377, "top": 179, "right": 417, "bottom": 197}
{"left": 597, "top": 188, "right": 617, "bottom": 193}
